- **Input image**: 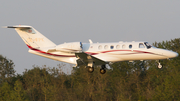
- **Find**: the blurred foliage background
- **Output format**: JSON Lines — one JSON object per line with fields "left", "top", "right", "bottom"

{"left": 0, "top": 38, "right": 180, "bottom": 101}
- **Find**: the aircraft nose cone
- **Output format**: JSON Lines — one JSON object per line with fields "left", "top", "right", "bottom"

{"left": 173, "top": 52, "right": 178, "bottom": 57}
{"left": 168, "top": 51, "right": 179, "bottom": 58}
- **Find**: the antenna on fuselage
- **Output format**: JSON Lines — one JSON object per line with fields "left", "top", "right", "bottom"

{"left": 89, "top": 39, "right": 93, "bottom": 44}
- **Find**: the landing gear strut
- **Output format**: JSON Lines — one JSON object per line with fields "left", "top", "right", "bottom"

{"left": 100, "top": 65, "right": 106, "bottom": 74}
{"left": 157, "top": 60, "right": 162, "bottom": 69}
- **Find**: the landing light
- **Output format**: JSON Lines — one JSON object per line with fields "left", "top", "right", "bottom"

{"left": 69, "top": 58, "right": 74, "bottom": 62}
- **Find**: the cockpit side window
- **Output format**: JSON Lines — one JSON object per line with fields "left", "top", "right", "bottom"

{"left": 139, "top": 43, "right": 145, "bottom": 48}
{"left": 144, "top": 42, "right": 152, "bottom": 49}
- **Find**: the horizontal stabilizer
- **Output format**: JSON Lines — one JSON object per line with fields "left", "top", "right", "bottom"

{"left": 4, "top": 25, "right": 32, "bottom": 29}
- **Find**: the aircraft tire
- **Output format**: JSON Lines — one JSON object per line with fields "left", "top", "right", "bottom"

{"left": 100, "top": 69, "right": 106, "bottom": 74}
{"left": 157, "top": 61, "right": 162, "bottom": 69}
{"left": 88, "top": 66, "right": 94, "bottom": 73}
{"left": 158, "top": 63, "right": 162, "bottom": 68}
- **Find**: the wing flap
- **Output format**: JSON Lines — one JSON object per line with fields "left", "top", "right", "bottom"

{"left": 75, "top": 52, "right": 107, "bottom": 66}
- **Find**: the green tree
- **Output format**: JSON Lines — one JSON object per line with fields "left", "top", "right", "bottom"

{"left": 0, "top": 82, "right": 13, "bottom": 101}
{"left": 11, "top": 80, "right": 29, "bottom": 101}
{"left": 0, "top": 55, "right": 15, "bottom": 84}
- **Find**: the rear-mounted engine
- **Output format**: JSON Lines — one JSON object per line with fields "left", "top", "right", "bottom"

{"left": 55, "top": 42, "right": 83, "bottom": 53}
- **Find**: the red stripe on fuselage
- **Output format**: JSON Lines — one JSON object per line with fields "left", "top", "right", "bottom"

{"left": 100, "top": 50, "right": 157, "bottom": 55}
{"left": 27, "top": 45, "right": 76, "bottom": 57}
{"left": 85, "top": 52, "right": 99, "bottom": 55}
{"left": 26, "top": 45, "right": 161, "bottom": 57}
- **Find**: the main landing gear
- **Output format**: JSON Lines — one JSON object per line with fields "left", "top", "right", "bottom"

{"left": 100, "top": 65, "right": 106, "bottom": 74}
{"left": 87, "top": 65, "right": 107, "bottom": 74}
{"left": 88, "top": 66, "right": 94, "bottom": 73}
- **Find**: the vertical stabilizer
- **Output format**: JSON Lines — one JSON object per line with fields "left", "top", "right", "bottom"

{"left": 6, "top": 25, "right": 56, "bottom": 48}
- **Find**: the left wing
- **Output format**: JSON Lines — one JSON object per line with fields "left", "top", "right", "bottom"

{"left": 75, "top": 52, "right": 107, "bottom": 66}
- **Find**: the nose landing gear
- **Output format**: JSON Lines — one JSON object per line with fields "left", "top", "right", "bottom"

{"left": 158, "top": 62, "right": 162, "bottom": 68}
{"left": 157, "top": 60, "right": 162, "bottom": 68}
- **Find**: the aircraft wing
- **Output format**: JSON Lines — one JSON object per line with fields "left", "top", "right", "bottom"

{"left": 75, "top": 52, "right": 107, "bottom": 66}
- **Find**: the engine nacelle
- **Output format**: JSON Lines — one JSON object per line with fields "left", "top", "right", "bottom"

{"left": 56, "top": 42, "right": 83, "bottom": 53}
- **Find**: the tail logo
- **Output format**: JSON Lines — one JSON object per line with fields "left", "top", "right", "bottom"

{"left": 28, "top": 29, "right": 32, "bottom": 33}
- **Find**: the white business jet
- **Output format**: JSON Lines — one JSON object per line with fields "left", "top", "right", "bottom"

{"left": 5, "top": 25, "right": 178, "bottom": 74}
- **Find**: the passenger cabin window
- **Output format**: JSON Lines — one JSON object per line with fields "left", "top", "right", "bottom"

{"left": 129, "top": 45, "right": 132, "bottom": 49}
{"left": 104, "top": 45, "right": 108, "bottom": 49}
{"left": 116, "top": 45, "right": 120, "bottom": 49}
{"left": 139, "top": 43, "right": 145, "bottom": 48}
{"left": 98, "top": 45, "right": 102, "bottom": 50}
{"left": 110, "top": 45, "right": 114, "bottom": 49}
{"left": 122, "top": 45, "right": 126, "bottom": 49}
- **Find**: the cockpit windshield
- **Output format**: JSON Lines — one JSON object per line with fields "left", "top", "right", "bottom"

{"left": 144, "top": 42, "right": 152, "bottom": 49}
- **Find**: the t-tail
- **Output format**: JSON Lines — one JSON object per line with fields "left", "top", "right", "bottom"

{"left": 5, "top": 25, "right": 56, "bottom": 49}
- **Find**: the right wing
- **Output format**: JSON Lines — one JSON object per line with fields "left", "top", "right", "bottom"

{"left": 75, "top": 52, "right": 107, "bottom": 66}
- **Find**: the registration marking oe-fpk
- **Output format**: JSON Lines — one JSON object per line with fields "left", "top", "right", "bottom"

{"left": 27, "top": 38, "right": 44, "bottom": 43}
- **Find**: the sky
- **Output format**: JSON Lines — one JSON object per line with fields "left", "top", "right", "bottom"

{"left": 0, "top": 0, "right": 180, "bottom": 74}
